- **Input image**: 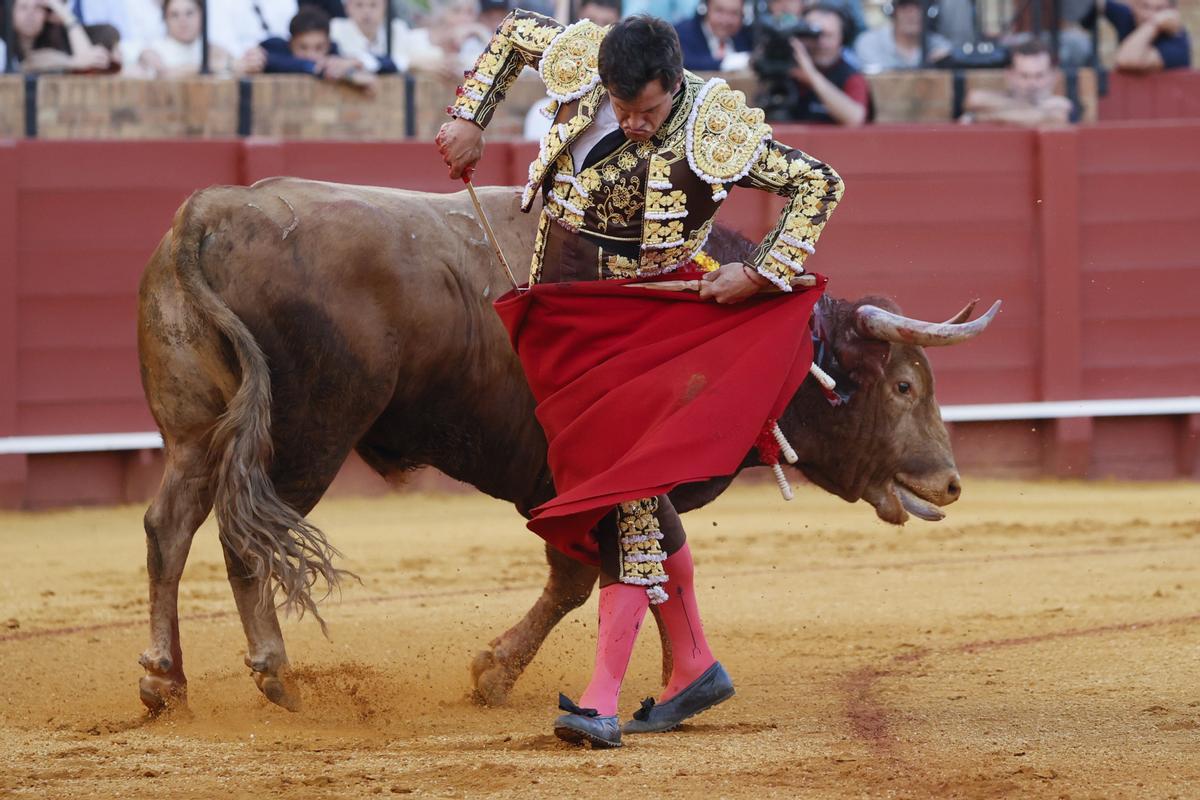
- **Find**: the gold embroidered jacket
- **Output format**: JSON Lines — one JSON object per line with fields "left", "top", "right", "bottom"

{"left": 450, "top": 10, "right": 845, "bottom": 290}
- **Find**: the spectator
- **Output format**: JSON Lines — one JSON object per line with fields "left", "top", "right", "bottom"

{"left": 134, "top": 0, "right": 232, "bottom": 76}
{"left": 674, "top": 0, "right": 752, "bottom": 72}
{"left": 208, "top": 0, "right": 297, "bottom": 68}
{"left": 1084, "top": 0, "right": 1191, "bottom": 71}
{"left": 2, "top": 0, "right": 114, "bottom": 72}
{"left": 854, "top": 0, "right": 951, "bottom": 72}
{"left": 119, "top": 0, "right": 166, "bottom": 65}
{"left": 331, "top": 0, "right": 417, "bottom": 72}
{"left": 85, "top": 20, "right": 124, "bottom": 70}
{"left": 812, "top": 0, "right": 867, "bottom": 44}
{"left": 478, "top": 0, "right": 510, "bottom": 33}
{"left": 248, "top": 5, "right": 378, "bottom": 90}
{"left": 928, "top": 0, "right": 975, "bottom": 50}
{"left": 785, "top": 3, "right": 869, "bottom": 125}
{"left": 575, "top": 0, "right": 621, "bottom": 26}
{"left": 406, "top": 0, "right": 490, "bottom": 78}
{"left": 960, "top": 39, "right": 1072, "bottom": 126}
{"left": 623, "top": 0, "right": 697, "bottom": 23}
{"left": 523, "top": 0, "right": 622, "bottom": 139}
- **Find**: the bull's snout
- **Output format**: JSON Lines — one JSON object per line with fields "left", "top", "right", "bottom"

{"left": 897, "top": 469, "right": 962, "bottom": 507}
{"left": 946, "top": 474, "right": 961, "bottom": 501}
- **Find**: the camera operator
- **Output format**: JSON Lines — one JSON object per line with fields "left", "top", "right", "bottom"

{"left": 767, "top": 4, "right": 868, "bottom": 126}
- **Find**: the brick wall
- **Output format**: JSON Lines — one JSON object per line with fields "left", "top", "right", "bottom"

{"left": 35, "top": 76, "right": 238, "bottom": 138}
{"left": 0, "top": 69, "right": 1121, "bottom": 142}
{"left": 0, "top": 77, "right": 24, "bottom": 138}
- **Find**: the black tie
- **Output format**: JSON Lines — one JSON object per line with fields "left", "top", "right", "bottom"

{"left": 580, "top": 128, "right": 627, "bottom": 172}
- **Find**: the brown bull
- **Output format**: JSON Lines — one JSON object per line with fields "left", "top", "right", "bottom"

{"left": 136, "top": 178, "right": 998, "bottom": 713}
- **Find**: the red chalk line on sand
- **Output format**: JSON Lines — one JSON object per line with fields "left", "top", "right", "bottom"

{"left": 844, "top": 611, "right": 1200, "bottom": 751}
{"left": 0, "top": 541, "right": 1188, "bottom": 645}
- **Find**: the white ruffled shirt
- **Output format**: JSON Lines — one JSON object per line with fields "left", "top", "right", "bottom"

{"left": 568, "top": 97, "right": 620, "bottom": 175}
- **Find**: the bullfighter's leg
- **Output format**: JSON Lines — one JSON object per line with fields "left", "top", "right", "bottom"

{"left": 471, "top": 543, "right": 599, "bottom": 706}
{"left": 622, "top": 496, "right": 733, "bottom": 735}
{"left": 220, "top": 539, "right": 302, "bottom": 712}
{"left": 139, "top": 444, "right": 213, "bottom": 713}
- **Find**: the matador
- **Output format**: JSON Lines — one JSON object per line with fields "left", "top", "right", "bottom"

{"left": 437, "top": 11, "right": 844, "bottom": 748}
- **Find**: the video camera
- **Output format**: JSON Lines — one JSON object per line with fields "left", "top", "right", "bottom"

{"left": 753, "top": 15, "right": 822, "bottom": 78}
{"left": 752, "top": 15, "right": 822, "bottom": 120}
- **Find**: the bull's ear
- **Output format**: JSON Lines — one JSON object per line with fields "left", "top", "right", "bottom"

{"left": 833, "top": 331, "right": 890, "bottom": 387}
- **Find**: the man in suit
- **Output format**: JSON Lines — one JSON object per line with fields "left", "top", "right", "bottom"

{"left": 674, "top": 0, "right": 752, "bottom": 71}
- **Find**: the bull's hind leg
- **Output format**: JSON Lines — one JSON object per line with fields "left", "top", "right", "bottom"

{"left": 471, "top": 544, "right": 599, "bottom": 705}
{"left": 220, "top": 452, "right": 349, "bottom": 712}
{"left": 140, "top": 445, "right": 213, "bottom": 713}
{"left": 221, "top": 541, "right": 302, "bottom": 712}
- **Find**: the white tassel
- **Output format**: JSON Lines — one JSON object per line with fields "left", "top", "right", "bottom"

{"left": 809, "top": 363, "right": 836, "bottom": 392}
{"left": 772, "top": 463, "right": 793, "bottom": 501}
{"left": 772, "top": 423, "right": 798, "bottom": 464}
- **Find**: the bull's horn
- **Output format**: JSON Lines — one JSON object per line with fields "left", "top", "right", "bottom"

{"left": 943, "top": 299, "right": 978, "bottom": 325}
{"left": 855, "top": 300, "right": 1001, "bottom": 347}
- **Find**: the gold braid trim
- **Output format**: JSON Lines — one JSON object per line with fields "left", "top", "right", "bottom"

{"left": 450, "top": 11, "right": 565, "bottom": 129}
{"left": 736, "top": 141, "right": 844, "bottom": 291}
{"left": 617, "top": 498, "right": 669, "bottom": 605}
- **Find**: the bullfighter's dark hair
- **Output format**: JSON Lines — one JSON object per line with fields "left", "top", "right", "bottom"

{"left": 598, "top": 15, "right": 684, "bottom": 101}
{"left": 290, "top": 5, "right": 332, "bottom": 38}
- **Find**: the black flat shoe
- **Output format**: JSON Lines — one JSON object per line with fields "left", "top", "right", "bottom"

{"left": 553, "top": 693, "right": 622, "bottom": 748}
{"left": 621, "top": 661, "right": 735, "bottom": 734}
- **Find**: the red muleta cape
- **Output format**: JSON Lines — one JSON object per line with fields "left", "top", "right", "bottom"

{"left": 492, "top": 269, "right": 825, "bottom": 565}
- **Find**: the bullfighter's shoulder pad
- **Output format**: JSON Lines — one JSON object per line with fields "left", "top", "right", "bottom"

{"left": 538, "top": 19, "right": 606, "bottom": 103}
{"left": 685, "top": 78, "right": 773, "bottom": 186}
{"left": 503, "top": 10, "right": 563, "bottom": 52}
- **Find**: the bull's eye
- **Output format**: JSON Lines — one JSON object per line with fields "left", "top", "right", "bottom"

{"left": 897, "top": 381, "right": 911, "bottom": 395}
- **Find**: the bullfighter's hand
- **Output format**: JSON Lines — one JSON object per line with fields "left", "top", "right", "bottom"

{"left": 698, "top": 262, "right": 770, "bottom": 304}
{"left": 436, "top": 118, "right": 485, "bottom": 181}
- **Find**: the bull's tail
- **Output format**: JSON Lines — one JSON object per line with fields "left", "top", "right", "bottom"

{"left": 170, "top": 189, "right": 346, "bottom": 632}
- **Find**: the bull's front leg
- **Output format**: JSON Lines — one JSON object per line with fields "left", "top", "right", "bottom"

{"left": 471, "top": 544, "right": 598, "bottom": 706}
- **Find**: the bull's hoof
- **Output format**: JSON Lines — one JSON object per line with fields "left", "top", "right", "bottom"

{"left": 470, "top": 648, "right": 516, "bottom": 707}
{"left": 251, "top": 668, "right": 302, "bottom": 712}
{"left": 139, "top": 674, "right": 187, "bottom": 714}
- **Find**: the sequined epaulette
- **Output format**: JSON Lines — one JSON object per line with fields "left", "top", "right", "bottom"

{"left": 685, "top": 78, "right": 772, "bottom": 200}
{"left": 538, "top": 19, "right": 606, "bottom": 103}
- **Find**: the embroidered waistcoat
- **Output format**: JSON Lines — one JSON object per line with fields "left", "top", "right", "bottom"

{"left": 450, "top": 10, "right": 845, "bottom": 289}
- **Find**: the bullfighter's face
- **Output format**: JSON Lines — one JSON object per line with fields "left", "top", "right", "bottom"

{"left": 608, "top": 78, "right": 681, "bottom": 142}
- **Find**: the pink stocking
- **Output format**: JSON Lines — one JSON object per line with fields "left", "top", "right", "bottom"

{"left": 656, "top": 543, "right": 716, "bottom": 702}
{"left": 577, "top": 582, "right": 649, "bottom": 716}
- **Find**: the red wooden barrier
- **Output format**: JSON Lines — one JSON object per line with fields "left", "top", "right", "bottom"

{"left": 1099, "top": 70, "right": 1200, "bottom": 121}
{"left": 1, "top": 123, "right": 1198, "bottom": 507}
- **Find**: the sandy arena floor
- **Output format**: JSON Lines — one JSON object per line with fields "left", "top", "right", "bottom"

{"left": 1, "top": 478, "right": 1198, "bottom": 799}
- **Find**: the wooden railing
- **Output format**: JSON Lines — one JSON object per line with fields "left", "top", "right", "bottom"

{"left": 0, "top": 68, "right": 1117, "bottom": 141}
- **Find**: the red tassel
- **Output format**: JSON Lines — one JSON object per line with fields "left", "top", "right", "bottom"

{"left": 755, "top": 418, "right": 781, "bottom": 466}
